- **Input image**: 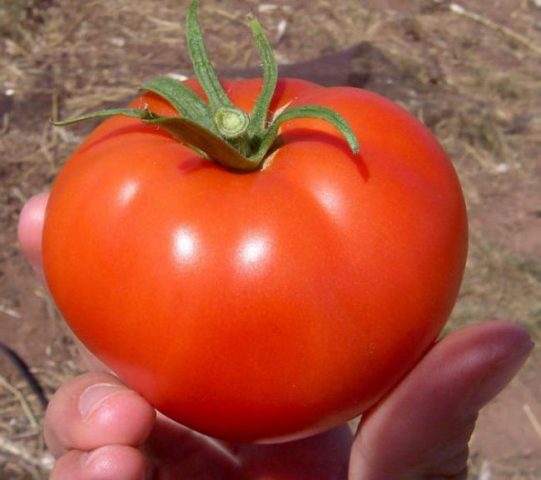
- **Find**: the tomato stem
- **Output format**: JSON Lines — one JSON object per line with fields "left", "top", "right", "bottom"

{"left": 214, "top": 107, "right": 249, "bottom": 139}
{"left": 52, "top": 0, "right": 359, "bottom": 172}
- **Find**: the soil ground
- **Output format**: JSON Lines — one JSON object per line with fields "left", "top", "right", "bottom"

{"left": 1, "top": 0, "right": 540, "bottom": 478}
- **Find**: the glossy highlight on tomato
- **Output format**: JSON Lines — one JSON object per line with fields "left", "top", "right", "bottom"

{"left": 43, "top": 2, "right": 467, "bottom": 443}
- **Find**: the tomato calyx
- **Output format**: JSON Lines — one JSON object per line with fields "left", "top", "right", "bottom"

{"left": 52, "top": 0, "right": 359, "bottom": 172}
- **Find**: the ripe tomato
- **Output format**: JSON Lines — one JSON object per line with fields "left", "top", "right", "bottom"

{"left": 43, "top": 76, "right": 467, "bottom": 442}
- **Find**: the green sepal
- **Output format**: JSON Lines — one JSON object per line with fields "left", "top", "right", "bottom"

{"left": 53, "top": 106, "right": 259, "bottom": 171}
{"left": 140, "top": 76, "right": 217, "bottom": 133}
{"left": 246, "top": 17, "right": 278, "bottom": 138}
{"left": 186, "top": 0, "right": 232, "bottom": 112}
{"left": 252, "top": 105, "right": 360, "bottom": 162}
{"left": 144, "top": 115, "right": 258, "bottom": 171}
{"left": 51, "top": 108, "right": 150, "bottom": 127}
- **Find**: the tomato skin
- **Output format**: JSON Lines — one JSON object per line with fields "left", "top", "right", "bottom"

{"left": 43, "top": 78, "right": 467, "bottom": 443}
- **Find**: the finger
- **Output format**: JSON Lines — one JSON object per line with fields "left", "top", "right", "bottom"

{"left": 17, "top": 192, "right": 49, "bottom": 271}
{"left": 50, "top": 445, "right": 150, "bottom": 480}
{"left": 45, "top": 372, "right": 156, "bottom": 458}
{"left": 349, "top": 321, "right": 534, "bottom": 480}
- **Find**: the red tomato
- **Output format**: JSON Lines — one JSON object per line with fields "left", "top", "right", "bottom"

{"left": 43, "top": 78, "right": 467, "bottom": 442}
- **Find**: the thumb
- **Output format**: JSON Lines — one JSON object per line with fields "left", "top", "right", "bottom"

{"left": 349, "top": 321, "right": 533, "bottom": 480}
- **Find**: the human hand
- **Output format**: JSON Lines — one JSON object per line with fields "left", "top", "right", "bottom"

{"left": 19, "top": 193, "right": 533, "bottom": 480}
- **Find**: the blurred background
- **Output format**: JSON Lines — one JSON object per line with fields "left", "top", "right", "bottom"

{"left": 1, "top": 0, "right": 540, "bottom": 478}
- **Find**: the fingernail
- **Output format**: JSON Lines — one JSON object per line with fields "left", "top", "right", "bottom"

{"left": 79, "top": 446, "right": 108, "bottom": 467}
{"left": 470, "top": 336, "right": 534, "bottom": 409}
{"left": 79, "top": 451, "right": 90, "bottom": 467}
{"left": 78, "top": 383, "right": 123, "bottom": 417}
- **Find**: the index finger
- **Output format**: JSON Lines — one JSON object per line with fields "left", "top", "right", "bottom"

{"left": 18, "top": 192, "right": 49, "bottom": 271}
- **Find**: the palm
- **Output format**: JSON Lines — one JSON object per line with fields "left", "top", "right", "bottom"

{"left": 144, "top": 417, "right": 351, "bottom": 479}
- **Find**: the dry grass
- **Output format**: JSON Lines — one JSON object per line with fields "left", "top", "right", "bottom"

{"left": 1, "top": 0, "right": 540, "bottom": 478}
{"left": 0, "top": 355, "right": 79, "bottom": 478}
